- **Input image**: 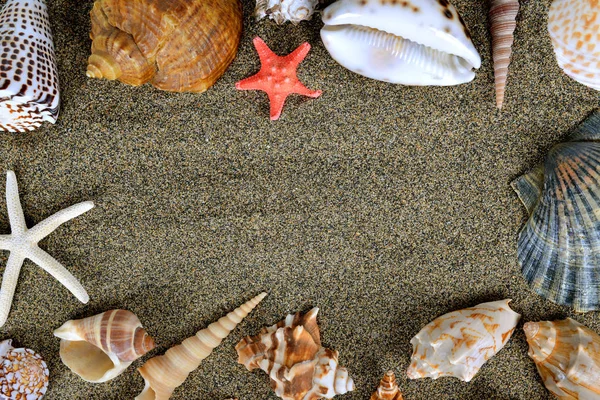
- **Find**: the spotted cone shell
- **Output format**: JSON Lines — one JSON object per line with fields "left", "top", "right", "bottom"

{"left": 236, "top": 307, "right": 354, "bottom": 400}
{"left": 524, "top": 318, "right": 600, "bottom": 399}
{"left": 512, "top": 110, "right": 600, "bottom": 312}
{"left": 87, "top": 0, "right": 242, "bottom": 93}
{"left": 548, "top": 0, "right": 600, "bottom": 90}
{"left": 0, "top": 0, "right": 59, "bottom": 132}
{"left": 407, "top": 299, "right": 520, "bottom": 382}
{"left": 370, "top": 371, "right": 403, "bottom": 400}
{"left": 0, "top": 339, "right": 49, "bottom": 399}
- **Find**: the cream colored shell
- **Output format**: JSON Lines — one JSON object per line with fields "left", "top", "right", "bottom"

{"left": 524, "top": 318, "right": 600, "bottom": 399}
{"left": 254, "top": 0, "right": 318, "bottom": 24}
{"left": 236, "top": 307, "right": 354, "bottom": 400}
{"left": 407, "top": 299, "right": 520, "bottom": 382}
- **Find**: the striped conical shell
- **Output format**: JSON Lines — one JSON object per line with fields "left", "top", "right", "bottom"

{"left": 512, "top": 110, "right": 600, "bottom": 312}
{"left": 87, "top": 0, "right": 242, "bottom": 93}
{"left": 524, "top": 318, "right": 600, "bottom": 399}
{"left": 489, "top": 0, "right": 518, "bottom": 109}
{"left": 0, "top": 0, "right": 59, "bottom": 132}
{"left": 135, "top": 293, "right": 267, "bottom": 400}
{"left": 236, "top": 307, "right": 354, "bottom": 400}
{"left": 53, "top": 309, "right": 156, "bottom": 383}
{"left": 370, "top": 371, "right": 403, "bottom": 400}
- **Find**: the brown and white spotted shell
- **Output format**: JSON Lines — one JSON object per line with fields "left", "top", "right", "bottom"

{"left": 0, "top": 0, "right": 59, "bottom": 132}
{"left": 371, "top": 371, "right": 403, "bottom": 400}
{"left": 0, "top": 339, "right": 49, "bottom": 399}
{"left": 53, "top": 309, "right": 156, "bottom": 383}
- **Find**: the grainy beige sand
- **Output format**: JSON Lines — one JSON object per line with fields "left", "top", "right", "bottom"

{"left": 0, "top": 0, "right": 597, "bottom": 399}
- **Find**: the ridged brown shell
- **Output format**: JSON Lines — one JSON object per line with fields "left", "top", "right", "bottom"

{"left": 371, "top": 371, "right": 403, "bottom": 400}
{"left": 512, "top": 110, "right": 600, "bottom": 312}
{"left": 87, "top": 0, "right": 242, "bottom": 93}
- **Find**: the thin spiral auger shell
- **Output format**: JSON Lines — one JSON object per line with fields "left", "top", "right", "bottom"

{"left": 489, "top": 0, "right": 518, "bottom": 109}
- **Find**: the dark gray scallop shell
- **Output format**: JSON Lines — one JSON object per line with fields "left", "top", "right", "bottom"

{"left": 512, "top": 110, "right": 600, "bottom": 312}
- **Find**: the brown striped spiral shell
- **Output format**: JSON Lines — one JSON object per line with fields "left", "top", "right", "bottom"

{"left": 489, "top": 0, "right": 518, "bottom": 109}
{"left": 371, "top": 371, "right": 403, "bottom": 400}
{"left": 53, "top": 309, "right": 155, "bottom": 383}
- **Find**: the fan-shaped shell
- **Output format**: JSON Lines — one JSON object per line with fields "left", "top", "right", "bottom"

{"left": 236, "top": 307, "right": 354, "bottom": 400}
{"left": 548, "top": 0, "right": 600, "bottom": 90}
{"left": 320, "top": 0, "right": 481, "bottom": 85}
{"left": 407, "top": 299, "right": 520, "bottom": 382}
{"left": 87, "top": 0, "right": 242, "bottom": 93}
{"left": 0, "top": 339, "right": 48, "bottom": 399}
{"left": 524, "top": 318, "right": 600, "bottom": 399}
{"left": 0, "top": 0, "right": 59, "bottom": 132}
{"left": 512, "top": 110, "right": 600, "bottom": 312}
{"left": 53, "top": 309, "right": 156, "bottom": 383}
{"left": 254, "top": 0, "right": 318, "bottom": 25}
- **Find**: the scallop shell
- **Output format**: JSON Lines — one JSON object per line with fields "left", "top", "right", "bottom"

{"left": 254, "top": 0, "right": 318, "bottom": 24}
{"left": 236, "top": 307, "right": 354, "bottom": 400}
{"left": 548, "top": 0, "right": 600, "bottom": 91}
{"left": 512, "top": 110, "right": 600, "bottom": 312}
{"left": 87, "top": 0, "right": 243, "bottom": 93}
{"left": 320, "top": 0, "right": 481, "bottom": 85}
{"left": 407, "top": 299, "right": 520, "bottom": 382}
{"left": 0, "top": 339, "right": 48, "bottom": 399}
{"left": 371, "top": 371, "right": 403, "bottom": 400}
{"left": 135, "top": 293, "right": 267, "bottom": 400}
{"left": 489, "top": 0, "right": 518, "bottom": 109}
{"left": 53, "top": 309, "right": 156, "bottom": 383}
{"left": 524, "top": 318, "right": 600, "bottom": 399}
{"left": 0, "top": 0, "right": 59, "bottom": 132}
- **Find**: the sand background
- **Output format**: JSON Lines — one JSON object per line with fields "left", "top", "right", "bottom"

{"left": 0, "top": 0, "right": 597, "bottom": 398}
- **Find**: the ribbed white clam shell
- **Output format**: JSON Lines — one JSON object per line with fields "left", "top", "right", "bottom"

{"left": 320, "top": 0, "right": 481, "bottom": 85}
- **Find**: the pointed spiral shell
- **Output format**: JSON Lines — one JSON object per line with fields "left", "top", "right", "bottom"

{"left": 370, "top": 371, "right": 403, "bottom": 400}
{"left": 135, "top": 293, "right": 267, "bottom": 400}
{"left": 53, "top": 309, "right": 156, "bottom": 383}
{"left": 489, "top": 0, "right": 518, "bottom": 109}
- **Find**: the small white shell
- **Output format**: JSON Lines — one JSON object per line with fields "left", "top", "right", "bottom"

{"left": 254, "top": 0, "right": 318, "bottom": 24}
{"left": 407, "top": 299, "right": 520, "bottom": 382}
{"left": 320, "top": 0, "right": 481, "bottom": 85}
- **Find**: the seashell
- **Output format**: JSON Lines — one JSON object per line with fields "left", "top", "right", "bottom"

{"left": 53, "top": 309, "right": 156, "bottom": 383}
{"left": 320, "top": 0, "right": 481, "bottom": 86}
{"left": 236, "top": 307, "right": 354, "bottom": 400}
{"left": 0, "top": 0, "right": 59, "bottom": 132}
{"left": 370, "top": 371, "right": 403, "bottom": 400}
{"left": 512, "top": 110, "right": 600, "bottom": 312}
{"left": 254, "top": 0, "right": 318, "bottom": 25}
{"left": 0, "top": 339, "right": 48, "bottom": 399}
{"left": 489, "top": 0, "right": 518, "bottom": 109}
{"left": 135, "top": 292, "right": 267, "bottom": 400}
{"left": 407, "top": 299, "right": 520, "bottom": 382}
{"left": 524, "top": 318, "right": 600, "bottom": 399}
{"left": 87, "top": 0, "right": 243, "bottom": 93}
{"left": 548, "top": 0, "right": 600, "bottom": 91}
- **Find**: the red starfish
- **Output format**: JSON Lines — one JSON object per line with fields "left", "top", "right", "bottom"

{"left": 236, "top": 37, "right": 322, "bottom": 121}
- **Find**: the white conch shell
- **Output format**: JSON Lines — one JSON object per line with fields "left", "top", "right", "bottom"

{"left": 407, "top": 299, "right": 520, "bottom": 382}
{"left": 524, "top": 318, "right": 600, "bottom": 399}
{"left": 0, "top": 0, "right": 60, "bottom": 132}
{"left": 254, "top": 0, "right": 318, "bottom": 24}
{"left": 320, "top": 0, "right": 481, "bottom": 85}
{"left": 135, "top": 292, "right": 267, "bottom": 400}
{"left": 53, "top": 309, "right": 156, "bottom": 383}
{"left": 0, "top": 339, "right": 48, "bottom": 399}
{"left": 236, "top": 307, "right": 354, "bottom": 400}
{"left": 548, "top": 0, "right": 600, "bottom": 91}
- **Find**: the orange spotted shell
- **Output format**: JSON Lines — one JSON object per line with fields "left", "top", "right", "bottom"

{"left": 0, "top": 339, "right": 49, "bottom": 399}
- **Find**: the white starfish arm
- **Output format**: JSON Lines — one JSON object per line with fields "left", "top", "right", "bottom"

{"left": 27, "top": 201, "right": 94, "bottom": 242}
{"left": 27, "top": 246, "right": 89, "bottom": 303}
{"left": 0, "top": 253, "right": 25, "bottom": 327}
{"left": 0, "top": 235, "right": 12, "bottom": 251}
{"left": 5, "top": 171, "right": 26, "bottom": 234}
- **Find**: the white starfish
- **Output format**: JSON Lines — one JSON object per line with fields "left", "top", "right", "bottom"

{"left": 0, "top": 171, "right": 94, "bottom": 327}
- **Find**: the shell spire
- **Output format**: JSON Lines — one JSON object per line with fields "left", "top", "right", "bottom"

{"left": 0, "top": 0, "right": 60, "bottom": 132}
{"left": 489, "top": 0, "right": 518, "bottom": 109}
{"left": 135, "top": 292, "right": 267, "bottom": 400}
{"left": 370, "top": 371, "right": 403, "bottom": 400}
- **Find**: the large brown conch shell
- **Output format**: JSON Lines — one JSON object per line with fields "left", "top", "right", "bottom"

{"left": 524, "top": 318, "right": 600, "bottom": 399}
{"left": 87, "top": 0, "right": 243, "bottom": 93}
{"left": 370, "top": 371, "right": 403, "bottom": 400}
{"left": 489, "top": 0, "right": 519, "bottom": 109}
{"left": 236, "top": 307, "right": 354, "bottom": 400}
{"left": 53, "top": 309, "right": 156, "bottom": 383}
{"left": 135, "top": 292, "right": 267, "bottom": 400}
